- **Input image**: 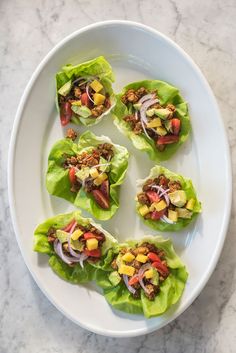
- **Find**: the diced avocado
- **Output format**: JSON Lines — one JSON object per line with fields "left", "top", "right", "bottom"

{"left": 154, "top": 108, "right": 170, "bottom": 120}
{"left": 109, "top": 271, "right": 121, "bottom": 286}
{"left": 90, "top": 167, "right": 99, "bottom": 179}
{"left": 145, "top": 268, "right": 154, "bottom": 279}
{"left": 139, "top": 205, "right": 150, "bottom": 217}
{"left": 76, "top": 167, "right": 90, "bottom": 181}
{"left": 86, "top": 238, "right": 98, "bottom": 251}
{"left": 133, "top": 103, "right": 142, "bottom": 111}
{"left": 146, "top": 118, "right": 162, "bottom": 128}
{"left": 99, "top": 156, "right": 110, "bottom": 172}
{"left": 94, "top": 172, "right": 108, "bottom": 186}
{"left": 71, "top": 100, "right": 82, "bottom": 106}
{"left": 56, "top": 230, "right": 69, "bottom": 243}
{"left": 94, "top": 93, "right": 105, "bottom": 105}
{"left": 168, "top": 209, "right": 178, "bottom": 222}
{"left": 71, "top": 105, "right": 92, "bottom": 118}
{"left": 70, "top": 239, "right": 84, "bottom": 251}
{"left": 71, "top": 229, "right": 83, "bottom": 240}
{"left": 136, "top": 254, "right": 148, "bottom": 263}
{"left": 150, "top": 268, "right": 159, "bottom": 285}
{"left": 156, "top": 126, "right": 167, "bottom": 136}
{"left": 58, "top": 80, "right": 72, "bottom": 96}
{"left": 90, "top": 79, "right": 103, "bottom": 93}
{"left": 118, "top": 264, "right": 135, "bottom": 277}
{"left": 146, "top": 108, "right": 155, "bottom": 117}
{"left": 122, "top": 252, "right": 135, "bottom": 262}
{"left": 154, "top": 200, "right": 167, "bottom": 212}
{"left": 186, "top": 198, "right": 196, "bottom": 211}
{"left": 169, "top": 190, "right": 187, "bottom": 207}
{"left": 176, "top": 208, "right": 192, "bottom": 219}
{"left": 164, "top": 119, "right": 172, "bottom": 132}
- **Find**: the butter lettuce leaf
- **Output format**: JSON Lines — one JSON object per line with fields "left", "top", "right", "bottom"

{"left": 113, "top": 80, "right": 191, "bottom": 161}
{"left": 136, "top": 165, "right": 201, "bottom": 231}
{"left": 56, "top": 56, "right": 115, "bottom": 126}
{"left": 46, "top": 131, "right": 129, "bottom": 220}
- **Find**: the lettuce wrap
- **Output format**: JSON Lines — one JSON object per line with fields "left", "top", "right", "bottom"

{"left": 34, "top": 211, "right": 117, "bottom": 283}
{"left": 136, "top": 165, "right": 201, "bottom": 231}
{"left": 56, "top": 56, "right": 115, "bottom": 126}
{"left": 113, "top": 80, "right": 191, "bottom": 161}
{"left": 95, "top": 236, "right": 188, "bottom": 318}
{"left": 46, "top": 131, "right": 129, "bottom": 221}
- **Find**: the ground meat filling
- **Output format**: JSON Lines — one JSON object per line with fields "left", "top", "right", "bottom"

{"left": 121, "top": 87, "right": 181, "bottom": 151}
{"left": 112, "top": 242, "right": 169, "bottom": 301}
{"left": 63, "top": 143, "right": 114, "bottom": 208}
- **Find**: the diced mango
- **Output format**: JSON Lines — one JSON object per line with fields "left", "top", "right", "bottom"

{"left": 168, "top": 209, "right": 178, "bottom": 222}
{"left": 71, "top": 229, "right": 83, "bottom": 241}
{"left": 136, "top": 254, "right": 148, "bottom": 263}
{"left": 94, "top": 93, "right": 105, "bottom": 105}
{"left": 146, "top": 118, "right": 162, "bottom": 128}
{"left": 90, "top": 80, "right": 103, "bottom": 93}
{"left": 156, "top": 126, "right": 167, "bottom": 136}
{"left": 86, "top": 238, "right": 98, "bottom": 251}
{"left": 94, "top": 173, "right": 108, "bottom": 186}
{"left": 118, "top": 264, "right": 135, "bottom": 277}
{"left": 90, "top": 167, "right": 99, "bottom": 179}
{"left": 186, "top": 198, "right": 195, "bottom": 211}
{"left": 139, "top": 205, "right": 150, "bottom": 217}
{"left": 122, "top": 252, "right": 135, "bottom": 262}
{"left": 154, "top": 200, "right": 167, "bottom": 212}
{"left": 71, "top": 100, "right": 82, "bottom": 106}
{"left": 145, "top": 268, "right": 154, "bottom": 279}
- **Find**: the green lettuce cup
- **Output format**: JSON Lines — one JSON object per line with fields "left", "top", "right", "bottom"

{"left": 136, "top": 165, "right": 201, "bottom": 231}
{"left": 34, "top": 211, "right": 117, "bottom": 284}
{"left": 46, "top": 131, "right": 129, "bottom": 221}
{"left": 95, "top": 236, "right": 188, "bottom": 318}
{"left": 113, "top": 80, "right": 191, "bottom": 161}
{"left": 56, "top": 56, "right": 115, "bottom": 126}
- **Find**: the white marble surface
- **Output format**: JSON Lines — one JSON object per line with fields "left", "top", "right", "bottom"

{"left": 0, "top": 0, "right": 236, "bottom": 351}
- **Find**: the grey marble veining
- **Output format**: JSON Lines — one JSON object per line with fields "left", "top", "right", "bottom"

{"left": 0, "top": 0, "right": 236, "bottom": 352}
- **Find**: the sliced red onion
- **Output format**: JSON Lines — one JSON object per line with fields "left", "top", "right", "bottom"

{"left": 86, "top": 84, "right": 95, "bottom": 104}
{"left": 138, "top": 93, "right": 156, "bottom": 104}
{"left": 159, "top": 188, "right": 170, "bottom": 198}
{"left": 123, "top": 275, "right": 136, "bottom": 295}
{"left": 138, "top": 263, "right": 152, "bottom": 293}
{"left": 140, "top": 98, "right": 160, "bottom": 123}
{"left": 67, "top": 235, "right": 81, "bottom": 259}
{"left": 160, "top": 215, "right": 176, "bottom": 224}
{"left": 72, "top": 76, "right": 97, "bottom": 86}
{"left": 79, "top": 253, "right": 89, "bottom": 268}
{"left": 92, "top": 162, "right": 111, "bottom": 169}
{"left": 69, "top": 221, "right": 77, "bottom": 234}
{"left": 151, "top": 185, "right": 170, "bottom": 205}
{"left": 135, "top": 111, "right": 151, "bottom": 140}
{"left": 54, "top": 239, "right": 81, "bottom": 265}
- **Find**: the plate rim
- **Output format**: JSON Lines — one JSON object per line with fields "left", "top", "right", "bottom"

{"left": 8, "top": 20, "right": 232, "bottom": 337}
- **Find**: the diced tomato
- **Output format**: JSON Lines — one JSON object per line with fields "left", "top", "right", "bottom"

{"left": 157, "top": 135, "right": 179, "bottom": 145}
{"left": 83, "top": 232, "right": 104, "bottom": 241}
{"left": 150, "top": 209, "right": 166, "bottom": 220}
{"left": 84, "top": 248, "right": 101, "bottom": 258}
{"left": 69, "top": 167, "right": 77, "bottom": 184}
{"left": 63, "top": 219, "right": 77, "bottom": 232}
{"left": 92, "top": 189, "right": 109, "bottom": 209}
{"left": 104, "top": 97, "right": 111, "bottom": 109}
{"left": 147, "top": 252, "right": 162, "bottom": 263}
{"left": 171, "top": 119, "right": 181, "bottom": 135}
{"left": 128, "top": 275, "right": 140, "bottom": 286}
{"left": 100, "top": 179, "right": 110, "bottom": 199}
{"left": 60, "top": 102, "right": 72, "bottom": 126}
{"left": 81, "top": 92, "right": 90, "bottom": 107}
{"left": 146, "top": 191, "right": 160, "bottom": 203}
{"left": 152, "top": 261, "right": 169, "bottom": 277}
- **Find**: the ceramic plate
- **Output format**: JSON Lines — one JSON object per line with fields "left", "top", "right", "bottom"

{"left": 8, "top": 21, "right": 232, "bottom": 337}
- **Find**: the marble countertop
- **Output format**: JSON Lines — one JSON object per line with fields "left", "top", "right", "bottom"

{"left": 1, "top": 0, "right": 235, "bottom": 352}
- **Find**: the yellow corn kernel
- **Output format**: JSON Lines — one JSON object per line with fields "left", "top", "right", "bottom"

{"left": 154, "top": 200, "right": 167, "bottom": 212}
{"left": 139, "top": 205, "right": 150, "bottom": 217}
{"left": 94, "top": 173, "right": 108, "bottom": 186}
{"left": 136, "top": 254, "right": 148, "bottom": 263}
{"left": 90, "top": 167, "right": 99, "bottom": 179}
{"left": 94, "top": 93, "right": 105, "bottom": 105}
{"left": 90, "top": 80, "right": 103, "bottom": 93}
{"left": 186, "top": 198, "right": 196, "bottom": 211}
{"left": 168, "top": 209, "right": 178, "bottom": 222}
{"left": 122, "top": 252, "right": 135, "bottom": 262}
{"left": 71, "top": 229, "right": 83, "bottom": 241}
{"left": 145, "top": 268, "right": 154, "bottom": 279}
{"left": 86, "top": 238, "right": 98, "bottom": 251}
{"left": 118, "top": 264, "right": 135, "bottom": 277}
{"left": 146, "top": 118, "right": 162, "bottom": 128}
